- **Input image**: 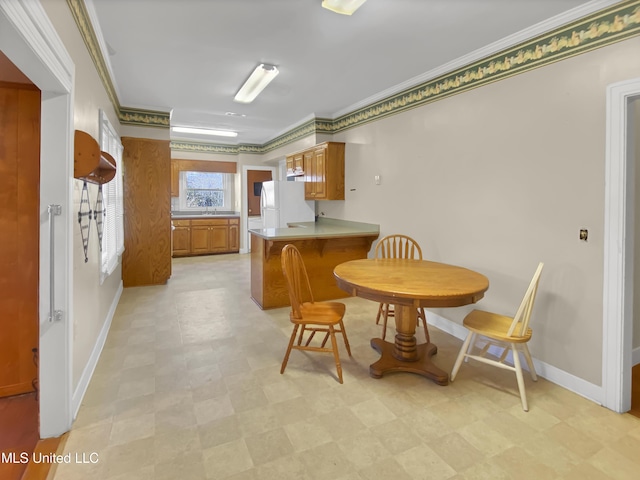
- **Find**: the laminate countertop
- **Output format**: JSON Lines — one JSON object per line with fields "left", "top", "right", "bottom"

{"left": 249, "top": 217, "right": 379, "bottom": 240}
{"left": 171, "top": 211, "right": 240, "bottom": 219}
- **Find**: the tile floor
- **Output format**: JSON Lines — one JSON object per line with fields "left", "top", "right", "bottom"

{"left": 53, "top": 254, "right": 640, "bottom": 480}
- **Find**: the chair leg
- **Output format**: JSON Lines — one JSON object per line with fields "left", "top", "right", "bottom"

{"left": 297, "top": 325, "right": 306, "bottom": 345}
{"left": 512, "top": 344, "right": 528, "bottom": 411}
{"left": 329, "top": 325, "right": 343, "bottom": 384}
{"left": 418, "top": 308, "right": 430, "bottom": 343}
{"left": 338, "top": 320, "right": 352, "bottom": 356}
{"left": 281, "top": 325, "right": 299, "bottom": 375}
{"left": 522, "top": 343, "right": 538, "bottom": 381}
{"left": 451, "top": 332, "right": 473, "bottom": 381}
{"left": 381, "top": 304, "right": 390, "bottom": 341}
{"left": 376, "top": 303, "right": 384, "bottom": 325}
{"left": 464, "top": 333, "right": 476, "bottom": 363}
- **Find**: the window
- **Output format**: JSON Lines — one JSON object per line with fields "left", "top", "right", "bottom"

{"left": 99, "top": 110, "right": 124, "bottom": 283}
{"left": 181, "top": 171, "right": 234, "bottom": 210}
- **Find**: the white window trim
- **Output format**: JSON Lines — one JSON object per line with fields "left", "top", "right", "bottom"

{"left": 98, "top": 109, "right": 124, "bottom": 284}
{"left": 179, "top": 171, "right": 234, "bottom": 211}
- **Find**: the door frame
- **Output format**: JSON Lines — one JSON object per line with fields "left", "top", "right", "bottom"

{"left": 602, "top": 76, "right": 640, "bottom": 413}
{"left": 0, "top": 0, "right": 74, "bottom": 437}
{"left": 241, "top": 164, "right": 276, "bottom": 253}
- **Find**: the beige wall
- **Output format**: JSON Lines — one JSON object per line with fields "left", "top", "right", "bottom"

{"left": 41, "top": 0, "right": 122, "bottom": 391}
{"left": 319, "top": 37, "right": 640, "bottom": 386}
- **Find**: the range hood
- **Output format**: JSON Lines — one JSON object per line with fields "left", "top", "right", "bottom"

{"left": 286, "top": 166, "right": 305, "bottom": 178}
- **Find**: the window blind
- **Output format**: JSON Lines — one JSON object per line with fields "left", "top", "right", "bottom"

{"left": 99, "top": 110, "right": 124, "bottom": 283}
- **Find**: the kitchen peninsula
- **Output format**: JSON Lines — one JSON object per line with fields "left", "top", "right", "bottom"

{"left": 250, "top": 218, "right": 379, "bottom": 309}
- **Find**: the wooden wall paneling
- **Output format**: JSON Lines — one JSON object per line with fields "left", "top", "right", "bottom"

{"left": 122, "top": 137, "right": 171, "bottom": 286}
{"left": 250, "top": 233, "right": 377, "bottom": 309}
{"left": 0, "top": 82, "right": 40, "bottom": 397}
{"left": 172, "top": 159, "right": 237, "bottom": 174}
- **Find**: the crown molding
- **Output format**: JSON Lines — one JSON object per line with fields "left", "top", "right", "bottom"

{"left": 82, "top": 0, "right": 122, "bottom": 101}
{"left": 119, "top": 106, "right": 170, "bottom": 128}
{"left": 328, "top": 0, "right": 640, "bottom": 134}
{"left": 71, "top": 0, "right": 640, "bottom": 154}
{"left": 66, "top": 0, "right": 120, "bottom": 112}
{"left": 332, "top": 0, "right": 623, "bottom": 118}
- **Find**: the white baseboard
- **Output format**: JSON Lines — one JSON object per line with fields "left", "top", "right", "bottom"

{"left": 426, "top": 311, "right": 604, "bottom": 406}
{"left": 634, "top": 346, "right": 640, "bottom": 366}
{"left": 71, "top": 281, "right": 123, "bottom": 419}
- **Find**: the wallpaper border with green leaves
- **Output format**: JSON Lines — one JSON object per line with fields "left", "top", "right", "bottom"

{"left": 67, "top": 0, "right": 640, "bottom": 155}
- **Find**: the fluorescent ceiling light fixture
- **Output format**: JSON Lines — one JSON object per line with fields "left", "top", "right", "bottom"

{"left": 234, "top": 64, "right": 279, "bottom": 104}
{"left": 322, "top": 0, "right": 367, "bottom": 15}
{"left": 172, "top": 126, "right": 237, "bottom": 137}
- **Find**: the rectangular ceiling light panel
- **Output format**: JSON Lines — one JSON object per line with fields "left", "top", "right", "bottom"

{"left": 321, "top": 0, "right": 367, "bottom": 15}
{"left": 172, "top": 126, "right": 238, "bottom": 137}
{"left": 234, "top": 64, "right": 279, "bottom": 104}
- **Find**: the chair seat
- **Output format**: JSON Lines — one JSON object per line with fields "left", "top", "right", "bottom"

{"left": 463, "top": 309, "right": 532, "bottom": 343}
{"left": 293, "top": 302, "right": 346, "bottom": 325}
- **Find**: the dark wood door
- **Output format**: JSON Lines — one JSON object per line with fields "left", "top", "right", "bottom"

{"left": 247, "top": 170, "right": 272, "bottom": 216}
{"left": 0, "top": 81, "right": 40, "bottom": 398}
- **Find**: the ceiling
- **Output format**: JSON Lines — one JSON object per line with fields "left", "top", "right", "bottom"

{"left": 89, "top": 0, "right": 604, "bottom": 146}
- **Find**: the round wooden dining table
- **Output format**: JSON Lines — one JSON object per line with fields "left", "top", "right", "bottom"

{"left": 333, "top": 258, "right": 489, "bottom": 385}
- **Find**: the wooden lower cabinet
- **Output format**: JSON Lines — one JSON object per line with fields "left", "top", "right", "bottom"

{"left": 172, "top": 220, "right": 191, "bottom": 256}
{"left": 229, "top": 222, "right": 239, "bottom": 251}
{"left": 172, "top": 217, "right": 239, "bottom": 256}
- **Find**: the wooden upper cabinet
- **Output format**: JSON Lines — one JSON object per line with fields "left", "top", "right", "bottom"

{"left": 170, "top": 160, "right": 180, "bottom": 197}
{"left": 286, "top": 153, "right": 304, "bottom": 177}
{"left": 303, "top": 150, "right": 315, "bottom": 198}
{"left": 299, "top": 142, "right": 344, "bottom": 200}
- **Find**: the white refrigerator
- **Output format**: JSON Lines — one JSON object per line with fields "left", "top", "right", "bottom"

{"left": 260, "top": 180, "right": 315, "bottom": 228}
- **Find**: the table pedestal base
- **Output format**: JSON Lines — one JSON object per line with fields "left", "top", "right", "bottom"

{"left": 369, "top": 338, "right": 449, "bottom": 385}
